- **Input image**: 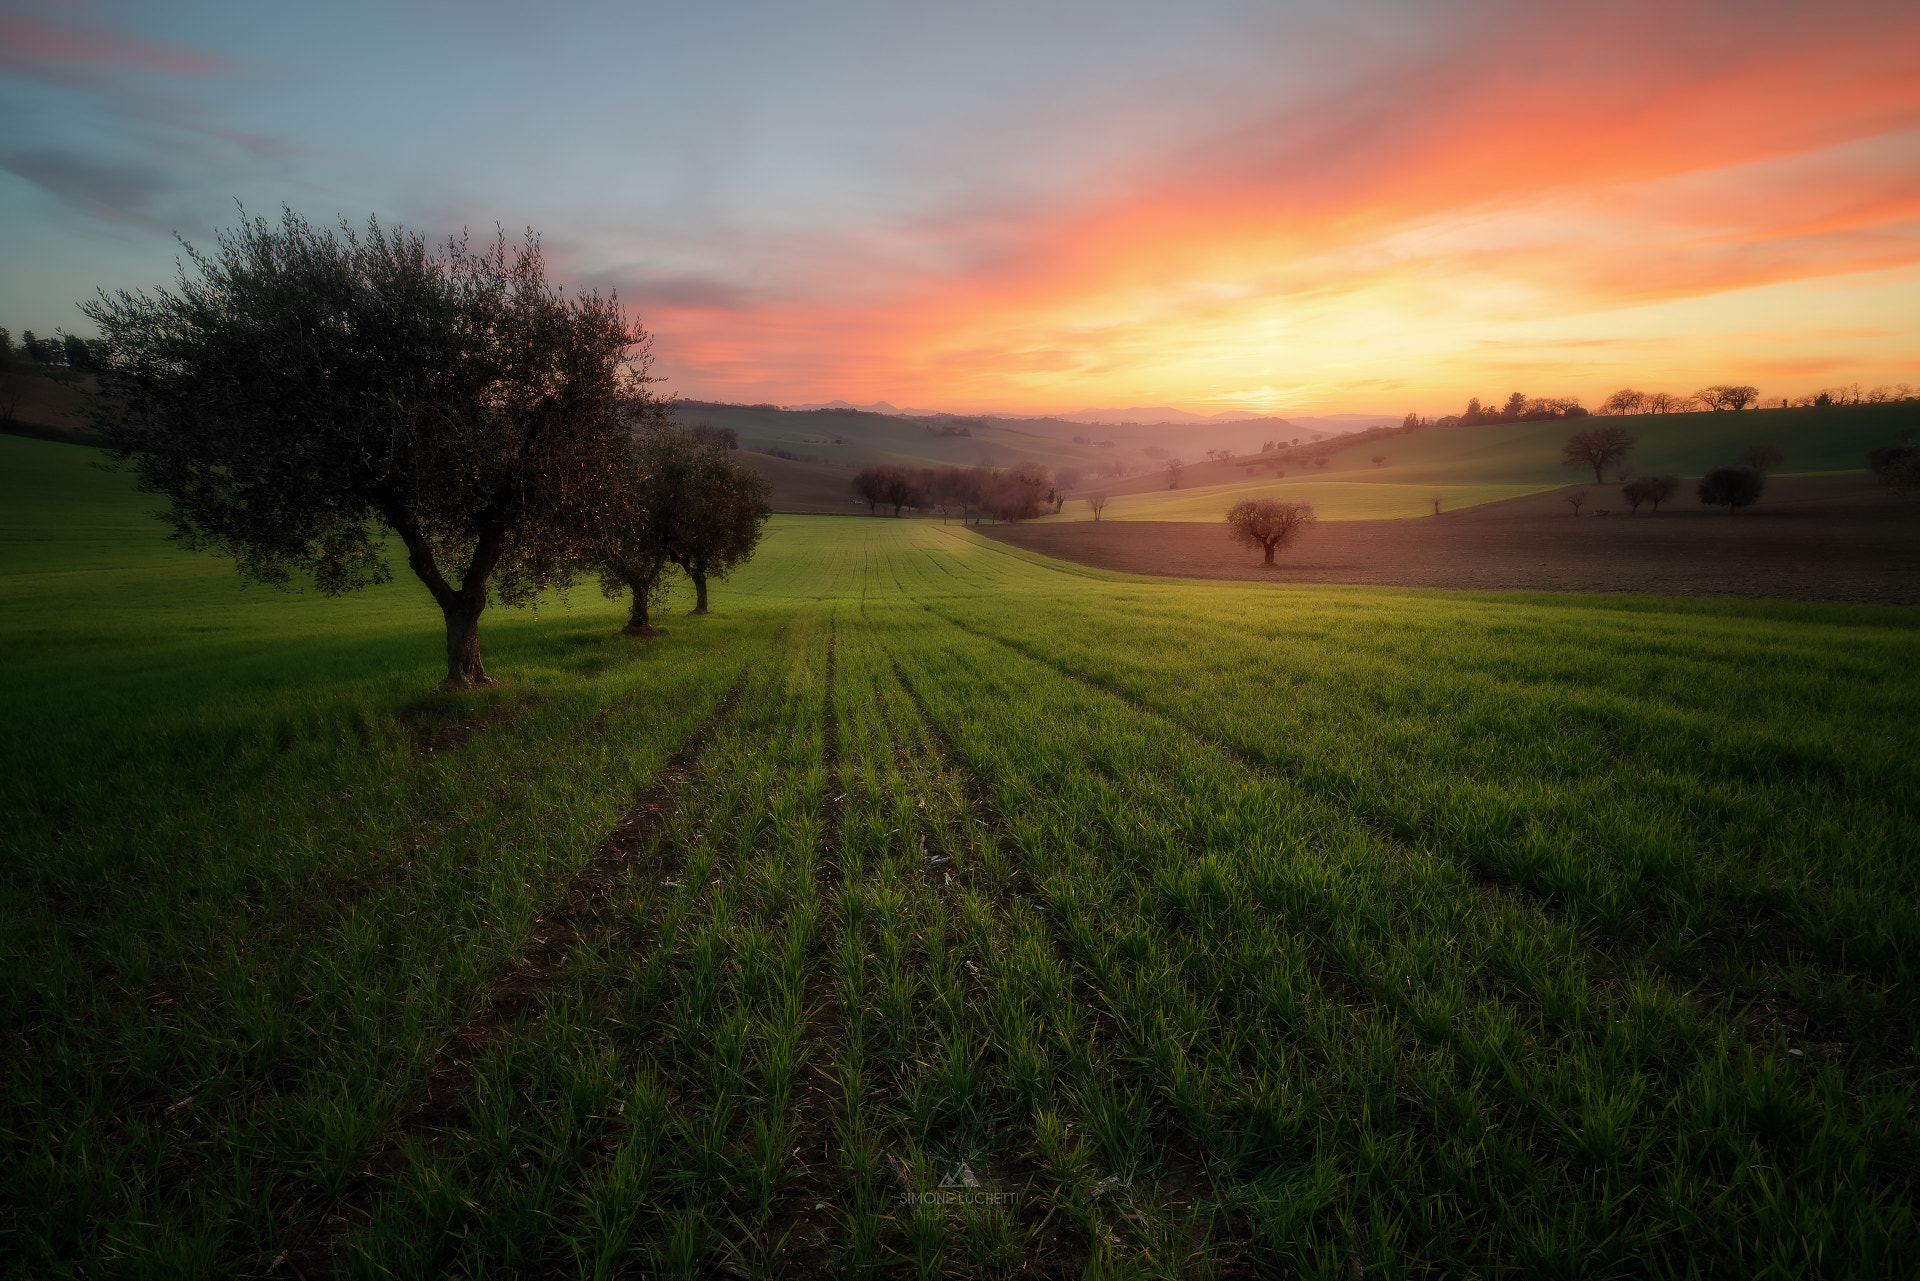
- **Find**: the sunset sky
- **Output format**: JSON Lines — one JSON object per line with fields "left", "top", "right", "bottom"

{"left": 3, "top": 0, "right": 1916, "bottom": 418}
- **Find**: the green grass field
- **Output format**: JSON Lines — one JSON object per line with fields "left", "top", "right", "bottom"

{"left": 1057, "top": 402, "right": 1918, "bottom": 522}
{"left": 1307, "top": 403, "right": 1914, "bottom": 488}
{"left": 4, "top": 435, "right": 1919, "bottom": 1278}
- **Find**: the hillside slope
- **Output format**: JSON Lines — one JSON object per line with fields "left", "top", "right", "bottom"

{"left": 1310, "top": 402, "right": 1914, "bottom": 485}
{"left": 1060, "top": 403, "right": 1916, "bottom": 520}
{"left": 673, "top": 401, "right": 1123, "bottom": 475}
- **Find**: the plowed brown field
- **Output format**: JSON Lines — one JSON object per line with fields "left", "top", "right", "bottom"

{"left": 978, "top": 473, "right": 1920, "bottom": 603}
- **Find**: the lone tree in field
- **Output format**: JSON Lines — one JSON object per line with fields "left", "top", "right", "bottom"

{"left": 1564, "top": 488, "right": 1589, "bottom": 516}
{"left": 656, "top": 433, "right": 772, "bottom": 612}
{"left": 1226, "top": 497, "right": 1315, "bottom": 566}
{"left": 1698, "top": 466, "right": 1764, "bottom": 513}
{"left": 1561, "top": 424, "right": 1637, "bottom": 484}
{"left": 1165, "top": 457, "right": 1184, "bottom": 488}
{"left": 83, "top": 210, "right": 657, "bottom": 689}
{"left": 1738, "top": 443, "right": 1785, "bottom": 475}
{"left": 1086, "top": 492, "right": 1109, "bottom": 520}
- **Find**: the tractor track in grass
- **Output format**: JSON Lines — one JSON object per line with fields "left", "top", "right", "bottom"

{"left": 885, "top": 646, "right": 1255, "bottom": 1274}
{"left": 893, "top": 603, "right": 1904, "bottom": 1255}
{"left": 286, "top": 662, "right": 758, "bottom": 1276}
{"left": 911, "top": 601, "right": 1903, "bottom": 1068}
{"left": 769, "top": 619, "right": 852, "bottom": 1275}
{"left": 7, "top": 670, "right": 740, "bottom": 1277}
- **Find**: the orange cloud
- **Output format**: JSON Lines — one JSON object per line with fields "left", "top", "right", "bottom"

{"left": 632, "top": 1, "right": 1920, "bottom": 413}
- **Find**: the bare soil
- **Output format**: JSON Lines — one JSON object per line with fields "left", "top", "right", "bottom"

{"left": 974, "top": 474, "right": 1920, "bottom": 604}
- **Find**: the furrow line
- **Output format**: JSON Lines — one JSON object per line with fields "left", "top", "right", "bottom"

{"left": 916, "top": 601, "right": 1900, "bottom": 1069}
{"left": 771, "top": 618, "right": 851, "bottom": 1272}
{"left": 289, "top": 662, "right": 756, "bottom": 1275}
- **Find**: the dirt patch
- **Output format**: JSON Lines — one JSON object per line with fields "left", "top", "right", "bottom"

{"left": 975, "top": 474, "right": 1920, "bottom": 604}
{"left": 399, "top": 691, "right": 542, "bottom": 759}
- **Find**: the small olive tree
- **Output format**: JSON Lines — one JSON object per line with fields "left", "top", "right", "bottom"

{"left": 659, "top": 435, "right": 772, "bottom": 612}
{"left": 1226, "top": 497, "right": 1315, "bottom": 566}
{"left": 83, "top": 210, "right": 656, "bottom": 689}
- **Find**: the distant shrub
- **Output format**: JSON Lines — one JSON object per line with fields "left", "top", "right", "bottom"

{"left": 685, "top": 423, "right": 738, "bottom": 449}
{"left": 1698, "top": 466, "right": 1764, "bottom": 512}
{"left": 1620, "top": 475, "right": 1676, "bottom": 513}
{"left": 1868, "top": 435, "right": 1920, "bottom": 497}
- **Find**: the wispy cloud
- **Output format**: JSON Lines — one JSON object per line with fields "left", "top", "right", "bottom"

{"left": 622, "top": 0, "right": 1920, "bottom": 410}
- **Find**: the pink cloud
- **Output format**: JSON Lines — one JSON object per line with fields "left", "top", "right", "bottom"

{"left": 0, "top": 12, "right": 229, "bottom": 79}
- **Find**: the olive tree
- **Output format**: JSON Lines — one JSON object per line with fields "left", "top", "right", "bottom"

{"left": 1226, "top": 497, "right": 1315, "bottom": 565}
{"left": 1560, "top": 425, "right": 1636, "bottom": 484}
{"left": 657, "top": 433, "right": 772, "bottom": 612}
{"left": 596, "top": 427, "right": 773, "bottom": 628}
{"left": 83, "top": 210, "right": 658, "bottom": 689}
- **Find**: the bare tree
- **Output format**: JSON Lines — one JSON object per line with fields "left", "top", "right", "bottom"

{"left": 1429, "top": 494, "right": 1443, "bottom": 515}
{"left": 1086, "top": 492, "right": 1110, "bottom": 520}
{"left": 1602, "top": 388, "right": 1646, "bottom": 416}
{"left": 1694, "top": 384, "right": 1759, "bottom": 411}
{"left": 1560, "top": 425, "right": 1637, "bottom": 484}
{"left": 1738, "top": 443, "right": 1785, "bottom": 475}
{"left": 1165, "top": 457, "right": 1184, "bottom": 489}
{"left": 83, "top": 210, "right": 655, "bottom": 689}
{"left": 1226, "top": 498, "right": 1315, "bottom": 565}
{"left": 852, "top": 464, "right": 889, "bottom": 514}
{"left": 881, "top": 466, "right": 923, "bottom": 516}
{"left": 1564, "top": 489, "right": 1589, "bottom": 516}
{"left": 1621, "top": 479, "right": 1652, "bottom": 513}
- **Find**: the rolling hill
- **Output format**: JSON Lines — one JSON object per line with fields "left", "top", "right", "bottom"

{"left": 1057, "top": 402, "right": 1917, "bottom": 521}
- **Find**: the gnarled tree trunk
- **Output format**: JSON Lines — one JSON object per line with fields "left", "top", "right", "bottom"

{"left": 387, "top": 504, "right": 506, "bottom": 691}
{"left": 625, "top": 590, "right": 660, "bottom": 636}
{"left": 440, "top": 596, "right": 492, "bottom": 689}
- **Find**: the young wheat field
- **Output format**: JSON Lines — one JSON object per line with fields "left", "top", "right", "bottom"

{"left": 4, "top": 437, "right": 1918, "bottom": 1279}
